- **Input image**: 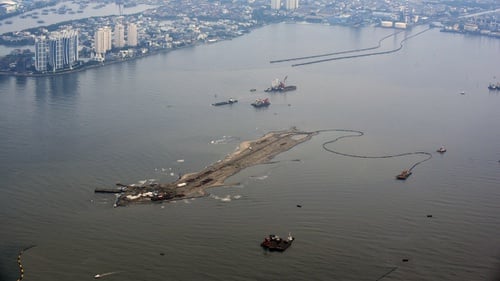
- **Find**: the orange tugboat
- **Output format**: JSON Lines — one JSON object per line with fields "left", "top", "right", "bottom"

{"left": 261, "top": 233, "right": 294, "bottom": 252}
{"left": 396, "top": 170, "right": 412, "bottom": 180}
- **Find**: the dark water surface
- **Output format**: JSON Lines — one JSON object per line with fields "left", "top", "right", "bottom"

{"left": 1, "top": 23, "right": 499, "bottom": 281}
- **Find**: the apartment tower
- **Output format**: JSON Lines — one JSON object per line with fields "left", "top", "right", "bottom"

{"left": 35, "top": 30, "right": 79, "bottom": 72}
{"left": 285, "top": 0, "right": 299, "bottom": 10}
{"left": 94, "top": 27, "right": 112, "bottom": 55}
{"left": 271, "top": 0, "right": 281, "bottom": 10}
{"left": 114, "top": 23, "right": 125, "bottom": 48}
{"left": 127, "top": 23, "right": 138, "bottom": 47}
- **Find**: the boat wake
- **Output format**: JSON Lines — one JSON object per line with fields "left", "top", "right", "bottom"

{"left": 210, "top": 194, "right": 242, "bottom": 202}
{"left": 210, "top": 135, "right": 241, "bottom": 144}
{"left": 249, "top": 174, "right": 269, "bottom": 180}
{"left": 94, "top": 271, "right": 121, "bottom": 279}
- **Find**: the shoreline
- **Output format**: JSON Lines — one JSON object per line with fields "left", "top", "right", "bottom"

{"left": 0, "top": 47, "right": 174, "bottom": 77}
{"left": 0, "top": 22, "right": 264, "bottom": 77}
{"left": 111, "top": 128, "right": 317, "bottom": 207}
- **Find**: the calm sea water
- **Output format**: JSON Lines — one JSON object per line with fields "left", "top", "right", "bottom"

{"left": 1, "top": 23, "right": 499, "bottom": 281}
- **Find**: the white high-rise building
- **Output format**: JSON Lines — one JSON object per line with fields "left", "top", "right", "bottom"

{"left": 35, "top": 29, "right": 79, "bottom": 72}
{"left": 95, "top": 26, "right": 112, "bottom": 55}
{"left": 285, "top": 0, "right": 298, "bottom": 10}
{"left": 35, "top": 36, "right": 48, "bottom": 72}
{"left": 114, "top": 23, "right": 125, "bottom": 48}
{"left": 127, "top": 23, "right": 138, "bottom": 47}
{"left": 271, "top": 0, "right": 281, "bottom": 10}
{"left": 60, "top": 30, "right": 79, "bottom": 68}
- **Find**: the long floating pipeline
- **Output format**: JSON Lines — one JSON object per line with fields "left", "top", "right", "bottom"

{"left": 16, "top": 245, "right": 35, "bottom": 281}
{"left": 270, "top": 30, "right": 403, "bottom": 64}
{"left": 291, "top": 27, "right": 431, "bottom": 67}
{"left": 375, "top": 266, "right": 399, "bottom": 281}
{"left": 316, "top": 129, "right": 432, "bottom": 173}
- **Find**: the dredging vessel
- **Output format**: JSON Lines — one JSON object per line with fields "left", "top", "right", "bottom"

{"left": 264, "top": 76, "right": 297, "bottom": 93}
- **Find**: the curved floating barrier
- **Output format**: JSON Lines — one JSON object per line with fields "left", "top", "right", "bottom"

{"left": 16, "top": 245, "right": 35, "bottom": 281}
{"left": 318, "top": 129, "right": 432, "bottom": 178}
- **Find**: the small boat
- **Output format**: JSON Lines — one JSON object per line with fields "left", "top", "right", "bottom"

{"left": 437, "top": 146, "right": 446, "bottom": 153}
{"left": 251, "top": 98, "right": 270, "bottom": 108}
{"left": 261, "top": 233, "right": 294, "bottom": 252}
{"left": 94, "top": 274, "right": 102, "bottom": 279}
{"left": 396, "top": 170, "right": 412, "bottom": 180}
{"left": 488, "top": 83, "right": 500, "bottom": 90}
{"left": 212, "top": 98, "right": 238, "bottom": 106}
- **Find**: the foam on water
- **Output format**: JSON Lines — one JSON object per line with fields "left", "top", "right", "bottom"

{"left": 249, "top": 174, "right": 269, "bottom": 180}
{"left": 209, "top": 135, "right": 241, "bottom": 144}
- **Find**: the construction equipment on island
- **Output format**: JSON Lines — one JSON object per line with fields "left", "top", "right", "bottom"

{"left": 264, "top": 76, "right": 297, "bottom": 93}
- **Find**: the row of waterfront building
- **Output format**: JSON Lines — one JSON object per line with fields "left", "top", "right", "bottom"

{"left": 94, "top": 23, "right": 138, "bottom": 59}
{"left": 34, "top": 30, "right": 78, "bottom": 72}
{"left": 2, "top": 0, "right": 497, "bottom": 75}
{"left": 33, "top": 22, "right": 138, "bottom": 72}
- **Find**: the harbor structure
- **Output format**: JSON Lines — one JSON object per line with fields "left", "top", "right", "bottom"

{"left": 127, "top": 23, "right": 138, "bottom": 47}
{"left": 34, "top": 29, "right": 79, "bottom": 72}
{"left": 114, "top": 23, "right": 125, "bottom": 48}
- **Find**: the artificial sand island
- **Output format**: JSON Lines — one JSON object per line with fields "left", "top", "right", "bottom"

{"left": 107, "top": 128, "right": 317, "bottom": 207}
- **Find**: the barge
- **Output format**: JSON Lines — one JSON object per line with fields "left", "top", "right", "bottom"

{"left": 212, "top": 98, "right": 238, "bottom": 106}
{"left": 261, "top": 233, "right": 294, "bottom": 252}
{"left": 251, "top": 98, "right": 270, "bottom": 108}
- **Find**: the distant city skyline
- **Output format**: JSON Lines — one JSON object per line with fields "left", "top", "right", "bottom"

{"left": 0, "top": 0, "right": 498, "bottom": 75}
